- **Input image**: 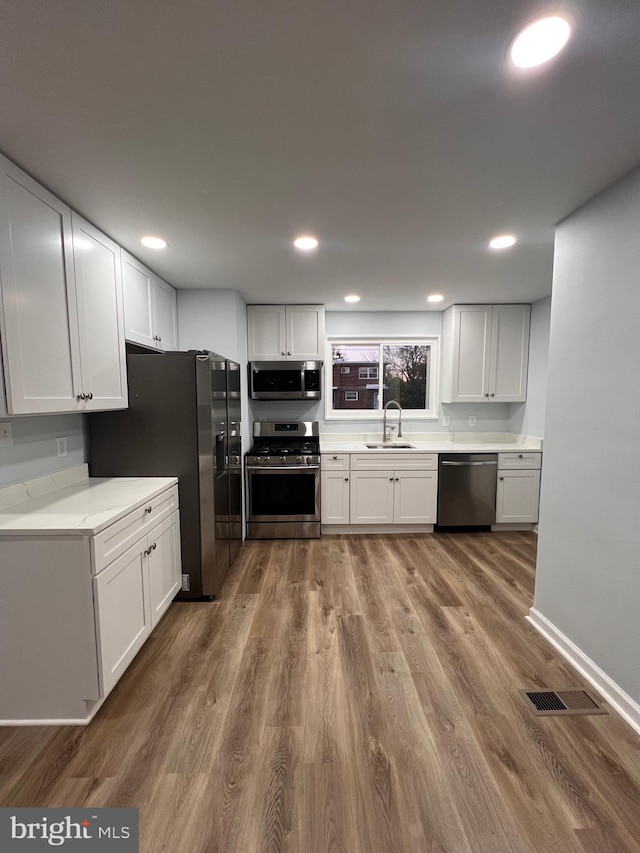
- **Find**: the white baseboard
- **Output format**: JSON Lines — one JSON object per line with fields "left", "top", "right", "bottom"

{"left": 526, "top": 608, "right": 640, "bottom": 735}
{"left": 322, "top": 524, "right": 434, "bottom": 535}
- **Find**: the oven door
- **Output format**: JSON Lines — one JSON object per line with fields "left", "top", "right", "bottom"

{"left": 247, "top": 465, "right": 320, "bottom": 522}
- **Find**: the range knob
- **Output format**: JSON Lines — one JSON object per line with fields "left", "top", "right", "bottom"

{"left": 280, "top": 455, "right": 286, "bottom": 464}
{"left": 296, "top": 455, "right": 303, "bottom": 463}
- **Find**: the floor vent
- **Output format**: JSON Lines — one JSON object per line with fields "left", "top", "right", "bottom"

{"left": 519, "top": 689, "right": 608, "bottom": 717}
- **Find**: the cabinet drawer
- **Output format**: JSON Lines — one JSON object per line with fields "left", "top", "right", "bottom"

{"left": 350, "top": 453, "right": 438, "bottom": 471}
{"left": 91, "top": 485, "right": 179, "bottom": 574}
{"left": 321, "top": 453, "right": 350, "bottom": 471}
{"left": 497, "top": 452, "right": 541, "bottom": 470}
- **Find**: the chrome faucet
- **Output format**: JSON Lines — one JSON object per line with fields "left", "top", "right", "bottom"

{"left": 383, "top": 400, "right": 402, "bottom": 442}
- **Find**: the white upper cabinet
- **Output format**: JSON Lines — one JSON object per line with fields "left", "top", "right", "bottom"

{"left": 441, "top": 304, "right": 530, "bottom": 403}
{"left": 122, "top": 251, "right": 178, "bottom": 351}
{"left": 71, "top": 213, "right": 127, "bottom": 410}
{"left": 0, "top": 156, "right": 82, "bottom": 414}
{"left": 152, "top": 276, "right": 179, "bottom": 351}
{"left": 247, "top": 304, "right": 325, "bottom": 361}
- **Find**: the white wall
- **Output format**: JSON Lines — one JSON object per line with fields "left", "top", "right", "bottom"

{"left": 0, "top": 414, "right": 86, "bottom": 487}
{"left": 509, "top": 295, "right": 551, "bottom": 439}
{"left": 251, "top": 310, "right": 514, "bottom": 434}
{"left": 533, "top": 168, "right": 640, "bottom": 706}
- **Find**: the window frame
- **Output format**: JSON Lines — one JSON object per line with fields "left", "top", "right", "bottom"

{"left": 358, "top": 366, "right": 378, "bottom": 380}
{"left": 344, "top": 390, "right": 359, "bottom": 401}
{"left": 326, "top": 335, "right": 440, "bottom": 421}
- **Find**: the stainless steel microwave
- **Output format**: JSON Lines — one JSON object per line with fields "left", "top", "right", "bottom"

{"left": 250, "top": 361, "right": 322, "bottom": 400}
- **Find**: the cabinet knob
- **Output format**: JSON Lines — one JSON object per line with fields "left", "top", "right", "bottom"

{"left": 389, "top": 477, "right": 394, "bottom": 482}
{"left": 145, "top": 546, "right": 152, "bottom": 556}
{"left": 499, "top": 476, "right": 504, "bottom": 481}
{"left": 86, "top": 392, "right": 93, "bottom": 400}
{"left": 287, "top": 351, "right": 291, "bottom": 356}
{"left": 484, "top": 393, "right": 489, "bottom": 397}
{"left": 145, "top": 505, "right": 153, "bottom": 514}
{"left": 77, "top": 393, "right": 86, "bottom": 400}
{"left": 281, "top": 351, "right": 286, "bottom": 356}
{"left": 518, "top": 454, "right": 523, "bottom": 458}
{"left": 152, "top": 542, "right": 157, "bottom": 550}
{"left": 395, "top": 477, "right": 399, "bottom": 481}
{"left": 490, "top": 393, "right": 495, "bottom": 397}
{"left": 159, "top": 336, "right": 162, "bottom": 342}
{"left": 332, "top": 455, "right": 338, "bottom": 460}
{"left": 344, "top": 477, "right": 349, "bottom": 482}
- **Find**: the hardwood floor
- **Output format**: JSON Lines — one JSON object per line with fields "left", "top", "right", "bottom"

{"left": 1, "top": 532, "right": 639, "bottom": 852}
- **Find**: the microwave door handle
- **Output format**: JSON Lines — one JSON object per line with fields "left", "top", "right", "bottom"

{"left": 300, "top": 365, "right": 305, "bottom": 393}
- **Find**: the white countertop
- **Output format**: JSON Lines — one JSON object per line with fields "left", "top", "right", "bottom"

{"left": 0, "top": 476, "right": 178, "bottom": 536}
{"left": 320, "top": 440, "right": 541, "bottom": 454}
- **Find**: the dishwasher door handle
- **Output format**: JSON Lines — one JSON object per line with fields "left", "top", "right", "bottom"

{"left": 441, "top": 460, "right": 497, "bottom": 466}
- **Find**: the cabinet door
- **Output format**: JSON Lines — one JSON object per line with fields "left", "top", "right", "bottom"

{"left": 286, "top": 305, "right": 325, "bottom": 360}
{"left": 394, "top": 471, "right": 438, "bottom": 523}
{"left": 147, "top": 510, "right": 181, "bottom": 627}
{"left": 451, "top": 305, "right": 492, "bottom": 402}
{"left": 153, "top": 276, "right": 178, "bottom": 351}
{"left": 321, "top": 471, "right": 350, "bottom": 524}
{"left": 93, "top": 539, "right": 152, "bottom": 696}
{"left": 489, "top": 304, "right": 530, "bottom": 402}
{"left": 122, "top": 252, "right": 156, "bottom": 349}
{"left": 0, "top": 157, "right": 82, "bottom": 414}
{"left": 350, "top": 470, "right": 394, "bottom": 524}
{"left": 72, "top": 214, "right": 127, "bottom": 410}
{"left": 247, "top": 305, "right": 287, "bottom": 360}
{"left": 496, "top": 469, "right": 541, "bottom": 523}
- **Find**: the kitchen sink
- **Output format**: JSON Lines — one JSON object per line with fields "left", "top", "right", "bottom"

{"left": 365, "top": 443, "right": 415, "bottom": 449}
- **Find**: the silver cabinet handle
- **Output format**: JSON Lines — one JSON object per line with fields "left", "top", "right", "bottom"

{"left": 145, "top": 505, "right": 153, "bottom": 513}
{"left": 77, "top": 393, "right": 86, "bottom": 400}
{"left": 441, "top": 460, "right": 497, "bottom": 466}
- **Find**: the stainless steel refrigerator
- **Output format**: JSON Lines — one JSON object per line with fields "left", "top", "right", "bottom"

{"left": 87, "top": 350, "right": 242, "bottom": 599}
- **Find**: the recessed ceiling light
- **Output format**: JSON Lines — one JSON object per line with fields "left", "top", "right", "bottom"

{"left": 427, "top": 294, "right": 444, "bottom": 303}
{"left": 293, "top": 235, "right": 319, "bottom": 251}
{"left": 141, "top": 236, "right": 167, "bottom": 249}
{"left": 510, "top": 15, "right": 572, "bottom": 69}
{"left": 344, "top": 294, "right": 360, "bottom": 303}
{"left": 489, "top": 234, "right": 517, "bottom": 250}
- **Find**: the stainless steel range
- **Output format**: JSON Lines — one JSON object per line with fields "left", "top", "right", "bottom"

{"left": 246, "top": 421, "right": 320, "bottom": 539}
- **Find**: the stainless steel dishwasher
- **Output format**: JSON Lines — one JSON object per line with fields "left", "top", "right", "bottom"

{"left": 437, "top": 453, "right": 498, "bottom": 526}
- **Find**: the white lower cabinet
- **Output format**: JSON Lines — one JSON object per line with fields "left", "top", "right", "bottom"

{"left": 321, "top": 452, "right": 438, "bottom": 529}
{"left": 350, "top": 470, "right": 437, "bottom": 524}
{"left": 321, "top": 471, "right": 351, "bottom": 524}
{"left": 0, "top": 481, "right": 181, "bottom": 725}
{"left": 496, "top": 469, "right": 541, "bottom": 523}
{"left": 94, "top": 539, "right": 151, "bottom": 696}
{"left": 94, "top": 508, "right": 181, "bottom": 696}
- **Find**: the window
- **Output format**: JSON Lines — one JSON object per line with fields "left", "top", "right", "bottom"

{"left": 358, "top": 366, "right": 378, "bottom": 379}
{"left": 327, "top": 337, "right": 439, "bottom": 419}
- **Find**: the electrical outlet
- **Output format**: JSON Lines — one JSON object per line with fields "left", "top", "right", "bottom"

{"left": 0, "top": 421, "right": 13, "bottom": 446}
{"left": 468, "top": 416, "right": 476, "bottom": 427}
{"left": 56, "top": 436, "right": 68, "bottom": 457}
{"left": 442, "top": 415, "right": 451, "bottom": 427}
{"left": 181, "top": 573, "right": 190, "bottom": 591}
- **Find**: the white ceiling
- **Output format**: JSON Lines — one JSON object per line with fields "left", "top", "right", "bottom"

{"left": 1, "top": 1, "right": 639, "bottom": 311}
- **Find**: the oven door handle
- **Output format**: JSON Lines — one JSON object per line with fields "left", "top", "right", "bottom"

{"left": 246, "top": 465, "right": 320, "bottom": 472}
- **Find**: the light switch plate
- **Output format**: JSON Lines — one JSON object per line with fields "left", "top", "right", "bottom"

{"left": 0, "top": 421, "right": 13, "bottom": 446}
{"left": 442, "top": 415, "right": 451, "bottom": 427}
{"left": 468, "top": 416, "right": 476, "bottom": 427}
{"left": 56, "top": 436, "right": 68, "bottom": 457}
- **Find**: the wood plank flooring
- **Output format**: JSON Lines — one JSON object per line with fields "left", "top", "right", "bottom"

{"left": 1, "top": 532, "right": 639, "bottom": 852}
